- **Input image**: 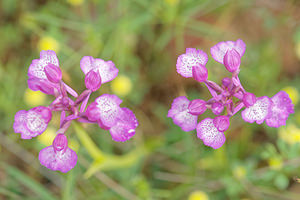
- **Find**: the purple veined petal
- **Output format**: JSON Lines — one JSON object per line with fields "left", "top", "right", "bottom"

{"left": 85, "top": 102, "right": 100, "bottom": 122}
{"left": 176, "top": 48, "right": 208, "bottom": 78}
{"left": 75, "top": 89, "right": 92, "bottom": 106}
{"left": 192, "top": 65, "right": 208, "bottom": 82}
{"left": 188, "top": 99, "right": 207, "bottom": 115}
{"left": 168, "top": 96, "right": 198, "bottom": 132}
{"left": 28, "top": 50, "right": 59, "bottom": 80}
{"left": 223, "top": 49, "right": 241, "bottom": 73}
{"left": 243, "top": 92, "right": 256, "bottom": 108}
{"left": 210, "top": 39, "right": 246, "bottom": 64}
{"left": 84, "top": 70, "right": 102, "bottom": 91}
{"left": 86, "top": 94, "right": 122, "bottom": 128}
{"left": 39, "top": 145, "right": 77, "bottom": 173}
{"left": 28, "top": 77, "right": 57, "bottom": 95}
{"left": 213, "top": 115, "right": 230, "bottom": 132}
{"left": 265, "top": 91, "right": 294, "bottom": 128}
{"left": 65, "top": 114, "right": 79, "bottom": 122}
{"left": 60, "top": 111, "right": 66, "bottom": 127}
{"left": 204, "top": 82, "right": 218, "bottom": 98}
{"left": 205, "top": 80, "right": 223, "bottom": 93}
{"left": 196, "top": 118, "right": 226, "bottom": 149}
{"left": 109, "top": 108, "right": 139, "bottom": 142}
{"left": 80, "top": 91, "right": 91, "bottom": 113}
{"left": 63, "top": 82, "right": 78, "bottom": 98}
{"left": 241, "top": 96, "right": 272, "bottom": 124}
{"left": 80, "top": 56, "right": 119, "bottom": 84}
{"left": 222, "top": 77, "right": 232, "bottom": 88}
{"left": 211, "top": 102, "right": 224, "bottom": 115}
{"left": 232, "top": 102, "right": 245, "bottom": 115}
{"left": 53, "top": 134, "right": 68, "bottom": 153}
{"left": 77, "top": 117, "right": 95, "bottom": 124}
{"left": 44, "top": 64, "right": 62, "bottom": 83}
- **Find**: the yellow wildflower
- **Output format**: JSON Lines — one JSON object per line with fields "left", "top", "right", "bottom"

{"left": 24, "top": 89, "right": 46, "bottom": 107}
{"left": 233, "top": 166, "right": 246, "bottom": 180}
{"left": 38, "top": 36, "right": 60, "bottom": 53}
{"left": 268, "top": 157, "right": 283, "bottom": 170}
{"left": 188, "top": 191, "right": 209, "bottom": 200}
{"left": 68, "top": 139, "right": 80, "bottom": 152}
{"left": 111, "top": 75, "right": 132, "bottom": 97}
{"left": 282, "top": 86, "right": 298, "bottom": 105}
{"left": 279, "top": 124, "right": 300, "bottom": 145}
{"left": 38, "top": 127, "right": 56, "bottom": 146}
{"left": 67, "top": 0, "right": 84, "bottom": 6}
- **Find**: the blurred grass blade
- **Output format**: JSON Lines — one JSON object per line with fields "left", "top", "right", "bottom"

{"left": 5, "top": 165, "right": 58, "bottom": 200}
{"left": 85, "top": 147, "right": 147, "bottom": 178}
{"left": 62, "top": 169, "right": 76, "bottom": 200}
{"left": 74, "top": 123, "right": 105, "bottom": 160}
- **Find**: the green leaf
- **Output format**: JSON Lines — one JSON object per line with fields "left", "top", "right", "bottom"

{"left": 5, "top": 165, "right": 58, "bottom": 200}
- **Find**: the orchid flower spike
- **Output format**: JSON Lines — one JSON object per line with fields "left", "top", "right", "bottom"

{"left": 13, "top": 50, "right": 139, "bottom": 172}
{"left": 168, "top": 39, "right": 294, "bottom": 149}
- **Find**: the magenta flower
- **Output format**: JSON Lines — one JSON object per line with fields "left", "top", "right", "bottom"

{"left": 13, "top": 51, "right": 138, "bottom": 172}
{"left": 265, "top": 91, "right": 294, "bottom": 128}
{"left": 13, "top": 106, "right": 52, "bottom": 139}
{"left": 210, "top": 39, "right": 246, "bottom": 65}
{"left": 86, "top": 94, "right": 123, "bottom": 128}
{"left": 109, "top": 108, "right": 139, "bottom": 142}
{"left": 176, "top": 48, "right": 208, "bottom": 78}
{"left": 80, "top": 56, "right": 119, "bottom": 84}
{"left": 39, "top": 134, "right": 77, "bottom": 173}
{"left": 168, "top": 39, "right": 294, "bottom": 149}
{"left": 168, "top": 96, "right": 198, "bottom": 132}
{"left": 197, "top": 118, "right": 226, "bottom": 149}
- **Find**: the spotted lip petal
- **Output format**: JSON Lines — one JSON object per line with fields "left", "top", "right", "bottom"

{"left": 241, "top": 96, "right": 272, "bottom": 124}
{"left": 39, "top": 145, "right": 77, "bottom": 173}
{"left": 86, "top": 94, "right": 122, "bottom": 128}
{"left": 176, "top": 48, "right": 208, "bottom": 78}
{"left": 13, "top": 106, "right": 52, "bottom": 139}
{"left": 168, "top": 96, "right": 198, "bottom": 132}
{"left": 28, "top": 50, "right": 60, "bottom": 94}
{"left": 265, "top": 91, "right": 294, "bottom": 128}
{"left": 196, "top": 118, "right": 226, "bottom": 149}
{"left": 109, "top": 108, "right": 138, "bottom": 142}
{"left": 80, "top": 56, "right": 119, "bottom": 84}
{"left": 210, "top": 39, "right": 246, "bottom": 64}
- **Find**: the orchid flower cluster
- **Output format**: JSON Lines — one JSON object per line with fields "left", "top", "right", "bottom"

{"left": 13, "top": 50, "right": 138, "bottom": 172}
{"left": 168, "top": 39, "right": 294, "bottom": 149}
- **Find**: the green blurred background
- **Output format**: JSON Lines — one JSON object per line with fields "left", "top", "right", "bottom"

{"left": 1, "top": 0, "right": 300, "bottom": 199}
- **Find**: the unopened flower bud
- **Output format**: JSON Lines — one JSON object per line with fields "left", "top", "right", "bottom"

{"left": 223, "top": 49, "right": 241, "bottom": 73}
{"left": 44, "top": 64, "right": 62, "bottom": 83}
{"left": 222, "top": 77, "right": 231, "bottom": 88}
{"left": 188, "top": 99, "right": 207, "bottom": 115}
{"left": 53, "top": 134, "right": 68, "bottom": 153}
{"left": 85, "top": 70, "right": 101, "bottom": 91}
{"left": 211, "top": 102, "right": 224, "bottom": 115}
{"left": 213, "top": 115, "right": 230, "bottom": 132}
{"left": 243, "top": 92, "right": 256, "bottom": 107}
{"left": 192, "top": 65, "right": 208, "bottom": 82}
